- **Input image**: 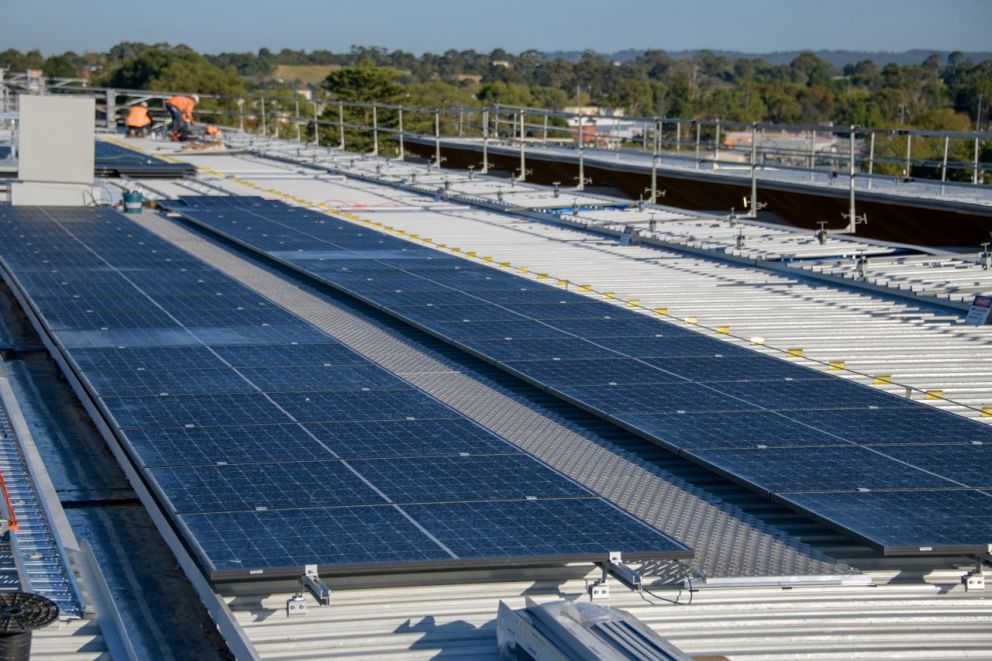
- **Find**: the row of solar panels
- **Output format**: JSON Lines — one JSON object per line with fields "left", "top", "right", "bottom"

{"left": 0, "top": 205, "right": 688, "bottom": 580}
{"left": 163, "top": 195, "right": 992, "bottom": 556}
{"left": 95, "top": 141, "right": 196, "bottom": 178}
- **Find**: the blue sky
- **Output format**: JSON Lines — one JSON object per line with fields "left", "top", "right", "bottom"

{"left": 2, "top": 0, "right": 989, "bottom": 55}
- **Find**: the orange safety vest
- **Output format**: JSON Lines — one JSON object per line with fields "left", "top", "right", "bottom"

{"left": 125, "top": 105, "right": 151, "bottom": 128}
{"left": 205, "top": 125, "right": 222, "bottom": 136}
{"left": 165, "top": 96, "right": 196, "bottom": 122}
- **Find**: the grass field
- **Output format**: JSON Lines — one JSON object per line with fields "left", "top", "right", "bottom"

{"left": 271, "top": 64, "right": 339, "bottom": 83}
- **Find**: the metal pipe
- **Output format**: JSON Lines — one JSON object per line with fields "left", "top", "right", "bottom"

{"left": 260, "top": 96, "right": 266, "bottom": 136}
{"left": 295, "top": 97, "right": 301, "bottom": 143}
{"left": 848, "top": 127, "right": 857, "bottom": 232}
{"left": 458, "top": 107, "right": 464, "bottom": 137}
{"left": 338, "top": 102, "right": 345, "bottom": 150}
{"left": 867, "top": 131, "right": 875, "bottom": 189}
{"left": 482, "top": 108, "right": 490, "bottom": 173}
{"left": 905, "top": 133, "right": 913, "bottom": 177}
{"left": 518, "top": 110, "right": 526, "bottom": 181}
{"left": 397, "top": 107, "right": 404, "bottom": 161}
{"left": 974, "top": 137, "right": 981, "bottom": 185}
{"left": 694, "top": 122, "right": 701, "bottom": 169}
{"left": 940, "top": 135, "right": 949, "bottom": 195}
{"left": 543, "top": 114, "right": 548, "bottom": 145}
{"left": 749, "top": 123, "right": 758, "bottom": 219}
{"left": 675, "top": 121, "right": 681, "bottom": 153}
{"left": 809, "top": 130, "right": 815, "bottom": 182}
{"left": 105, "top": 89, "right": 115, "bottom": 132}
{"left": 434, "top": 108, "right": 441, "bottom": 167}
{"left": 238, "top": 98, "right": 245, "bottom": 133}
{"left": 577, "top": 114, "right": 585, "bottom": 190}
{"left": 371, "top": 105, "right": 378, "bottom": 155}
{"left": 651, "top": 118, "right": 659, "bottom": 203}
{"left": 714, "top": 118, "right": 721, "bottom": 166}
{"left": 312, "top": 101, "right": 319, "bottom": 146}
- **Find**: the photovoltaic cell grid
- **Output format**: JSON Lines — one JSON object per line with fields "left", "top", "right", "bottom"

{"left": 0, "top": 205, "right": 688, "bottom": 579}
{"left": 94, "top": 141, "right": 196, "bottom": 178}
{"left": 164, "top": 195, "right": 992, "bottom": 555}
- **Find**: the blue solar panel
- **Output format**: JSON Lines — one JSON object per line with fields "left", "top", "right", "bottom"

{"left": 619, "top": 411, "right": 848, "bottom": 451}
{"left": 127, "top": 424, "right": 339, "bottom": 467}
{"left": 687, "top": 446, "right": 960, "bottom": 494}
{"left": 163, "top": 197, "right": 992, "bottom": 555}
{"left": 0, "top": 204, "right": 689, "bottom": 579}
{"left": 303, "top": 418, "right": 520, "bottom": 459}
{"left": 875, "top": 444, "right": 992, "bottom": 488}
{"left": 777, "top": 490, "right": 992, "bottom": 554}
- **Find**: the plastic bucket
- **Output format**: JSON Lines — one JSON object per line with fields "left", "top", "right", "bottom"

{"left": 123, "top": 191, "right": 143, "bottom": 214}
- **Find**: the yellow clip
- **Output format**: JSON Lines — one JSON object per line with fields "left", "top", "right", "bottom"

{"left": 537, "top": 273, "right": 548, "bottom": 280}
{"left": 684, "top": 316, "right": 698, "bottom": 324}
{"left": 396, "top": 229, "right": 406, "bottom": 236}
{"left": 787, "top": 348, "right": 804, "bottom": 358}
{"left": 654, "top": 307, "right": 668, "bottom": 315}
{"left": 873, "top": 375, "right": 892, "bottom": 385}
{"left": 362, "top": 219, "right": 371, "bottom": 224}
{"left": 829, "top": 360, "right": 846, "bottom": 371}
{"left": 451, "top": 247, "right": 461, "bottom": 253}
{"left": 716, "top": 325, "right": 730, "bottom": 334}
{"left": 603, "top": 292, "right": 615, "bottom": 300}
{"left": 557, "top": 279, "right": 569, "bottom": 287}
{"left": 628, "top": 299, "right": 640, "bottom": 307}
{"left": 483, "top": 256, "right": 492, "bottom": 263}
{"left": 579, "top": 284, "right": 592, "bottom": 292}
{"left": 750, "top": 336, "right": 765, "bottom": 345}
{"left": 925, "top": 389, "right": 944, "bottom": 400}
{"left": 466, "top": 250, "right": 476, "bottom": 257}
{"left": 516, "top": 267, "right": 528, "bottom": 274}
{"left": 982, "top": 406, "right": 992, "bottom": 417}
{"left": 410, "top": 233, "right": 419, "bottom": 239}
{"left": 499, "top": 261, "right": 511, "bottom": 269}
{"left": 423, "top": 238, "right": 433, "bottom": 244}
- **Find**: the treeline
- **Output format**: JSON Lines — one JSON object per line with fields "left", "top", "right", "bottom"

{"left": 2, "top": 43, "right": 990, "bottom": 132}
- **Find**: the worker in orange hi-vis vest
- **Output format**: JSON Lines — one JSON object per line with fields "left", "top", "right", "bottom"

{"left": 125, "top": 102, "right": 152, "bottom": 137}
{"left": 163, "top": 94, "right": 199, "bottom": 135}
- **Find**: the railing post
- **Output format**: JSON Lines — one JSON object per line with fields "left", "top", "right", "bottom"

{"left": 809, "top": 130, "right": 816, "bottom": 181}
{"left": 260, "top": 95, "right": 267, "bottom": 136}
{"left": 458, "top": 107, "right": 464, "bottom": 137}
{"left": 312, "top": 100, "right": 319, "bottom": 146}
{"left": 694, "top": 122, "right": 701, "bottom": 169}
{"left": 295, "top": 96, "right": 302, "bottom": 143}
{"left": 940, "top": 135, "right": 950, "bottom": 195}
{"left": 714, "top": 118, "right": 721, "bottom": 166}
{"left": 867, "top": 131, "right": 875, "bottom": 189}
{"left": 748, "top": 123, "right": 758, "bottom": 218}
{"left": 650, "top": 118, "right": 659, "bottom": 203}
{"left": 577, "top": 114, "right": 586, "bottom": 190}
{"left": 371, "top": 105, "right": 379, "bottom": 155}
{"left": 482, "top": 107, "right": 490, "bottom": 173}
{"left": 518, "top": 110, "right": 526, "bottom": 181}
{"left": 105, "top": 89, "right": 116, "bottom": 132}
{"left": 905, "top": 133, "right": 913, "bottom": 177}
{"left": 975, "top": 137, "right": 982, "bottom": 185}
{"left": 238, "top": 97, "right": 245, "bottom": 132}
{"left": 434, "top": 108, "right": 442, "bottom": 167}
{"left": 543, "top": 114, "right": 548, "bottom": 145}
{"left": 675, "top": 121, "right": 681, "bottom": 153}
{"left": 398, "top": 106, "right": 405, "bottom": 161}
{"left": 338, "top": 102, "right": 345, "bottom": 150}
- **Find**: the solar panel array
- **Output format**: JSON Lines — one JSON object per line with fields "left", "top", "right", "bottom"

{"left": 164, "top": 195, "right": 992, "bottom": 556}
{"left": 94, "top": 141, "right": 196, "bottom": 178}
{"left": 0, "top": 205, "right": 689, "bottom": 580}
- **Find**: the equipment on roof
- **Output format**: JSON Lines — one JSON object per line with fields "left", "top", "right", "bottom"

{"left": 497, "top": 597, "right": 692, "bottom": 661}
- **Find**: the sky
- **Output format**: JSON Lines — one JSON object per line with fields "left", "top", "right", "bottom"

{"left": 2, "top": 0, "right": 990, "bottom": 56}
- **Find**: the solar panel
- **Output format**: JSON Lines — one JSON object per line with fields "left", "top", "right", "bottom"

{"left": 0, "top": 204, "right": 688, "bottom": 579}
{"left": 94, "top": 141, "right": 196, "bottom": 178}
{"left": 164, "top": 197, "right": 992, "bottom": 555}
